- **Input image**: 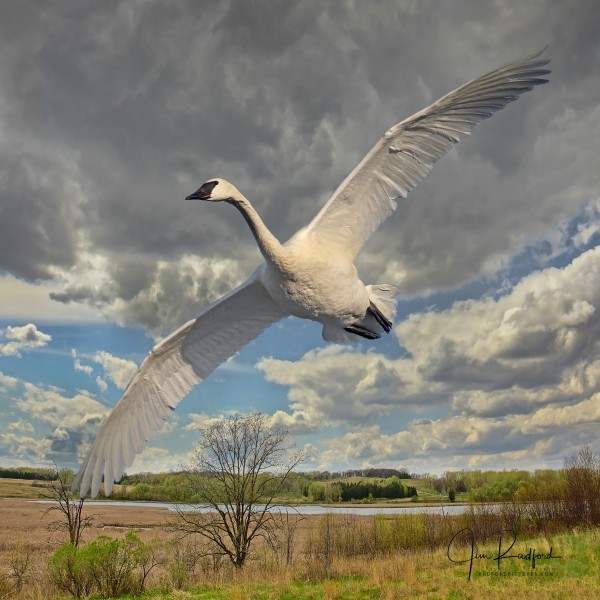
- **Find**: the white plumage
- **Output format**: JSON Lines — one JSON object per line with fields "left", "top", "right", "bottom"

{"left": 73, "top": 49, "right": 550, "bottom": 498}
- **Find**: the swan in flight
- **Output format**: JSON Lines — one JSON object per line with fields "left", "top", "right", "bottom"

{"left": 73, "top": 49, "right": 550, "bottom": 497}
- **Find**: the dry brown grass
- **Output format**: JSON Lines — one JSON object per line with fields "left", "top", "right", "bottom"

{"left": 0, "top": 497, "right": 599, "bottom": 599}
{"left": 0, "top": 479, "right": 49, "bottom": 499}
{"left": 0, "top": 498, "right": 178, "bottom": 594}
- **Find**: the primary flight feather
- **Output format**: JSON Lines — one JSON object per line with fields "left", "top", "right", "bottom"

{"left": 73, "top": 49, "right": 550, "bottom": 497}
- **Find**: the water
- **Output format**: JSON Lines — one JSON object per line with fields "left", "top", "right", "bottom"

{"left": 32, "top": 499, "right": 477, "bottom": 516}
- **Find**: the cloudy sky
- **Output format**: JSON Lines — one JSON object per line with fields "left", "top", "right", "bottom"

{"left": 1, "top": 0, "right": 600, "bottom": 477}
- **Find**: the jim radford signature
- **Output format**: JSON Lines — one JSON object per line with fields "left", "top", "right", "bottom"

{"left": 447, "top": 528, "right": 562, "bottom": 580}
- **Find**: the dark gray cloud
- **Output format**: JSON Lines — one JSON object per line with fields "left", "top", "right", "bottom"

{"left": 0, "top": 149, "right": 82, "bottom": 279}
{"left": 1, "top": 0, "right": 599, "bottom": 332}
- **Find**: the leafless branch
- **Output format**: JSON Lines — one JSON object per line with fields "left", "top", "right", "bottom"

{"left": 171, "top": 413, "right": 306, "bottom": 568}
{"left": 41, "top": 461, "right": 94, "bottom": 547}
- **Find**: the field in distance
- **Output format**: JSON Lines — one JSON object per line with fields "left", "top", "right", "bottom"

{"left": 0, "top": 478, "right": 49, "bottom": 499}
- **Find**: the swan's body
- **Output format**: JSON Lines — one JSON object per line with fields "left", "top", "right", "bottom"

{"left": 74, "top": 50, "right": 550, "bottom": 497}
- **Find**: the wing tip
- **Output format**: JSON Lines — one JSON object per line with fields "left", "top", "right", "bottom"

{"left": 518, "top": 45, "right": 550, "bottom": 63}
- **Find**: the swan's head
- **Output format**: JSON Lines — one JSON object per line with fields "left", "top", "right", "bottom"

{"left": 185, "top": 178, "right": 239, "bottom": 202}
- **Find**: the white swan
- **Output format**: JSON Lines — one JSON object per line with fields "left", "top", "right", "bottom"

{"left": 73, "top": 49, "right": 550, "bottom": 497}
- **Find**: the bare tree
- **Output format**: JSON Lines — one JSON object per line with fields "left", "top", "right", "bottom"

{"left": 8, "top": 542, "right": 33, "bottom": 592}
{"left": 42, "top": 462, "right": 94, "bottom": 547}
{"left": 264, "top": 509, "right": 305, "bottom": 566}
{"left": 563, "top": 444, "right": 600, "bottom": 526}
{"left": 174, "top": 413, "right": 306, "bottom": 568}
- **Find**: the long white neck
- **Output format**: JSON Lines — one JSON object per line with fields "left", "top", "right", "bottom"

{"left": 226, "top": 194, "right": 285, "bottom": 266}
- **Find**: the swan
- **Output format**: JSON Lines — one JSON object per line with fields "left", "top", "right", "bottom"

{"left": 73, "top": 49, "right": 550, "bottom": 497}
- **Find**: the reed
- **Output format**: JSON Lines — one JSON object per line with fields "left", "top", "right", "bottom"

{"left": 1, "top": 498, "right": 600, "bottom": 599}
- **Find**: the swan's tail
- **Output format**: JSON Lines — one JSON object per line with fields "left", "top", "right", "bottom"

{"left": 366, "top": 284, "right": 399, "bottom": 327}
{"left": 321, "top": 284, "right": 399, "bottom": 343}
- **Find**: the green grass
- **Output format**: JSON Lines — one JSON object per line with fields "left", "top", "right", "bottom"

{"left": 95, "top": 581, "right": 393, "bottom": 600}
{"left": 67, "top": 529, "right": 600, "bottom": 600}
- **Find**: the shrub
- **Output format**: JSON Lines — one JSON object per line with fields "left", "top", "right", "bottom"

{"left": 166, "top": 559, "right": 189, "bottom": 590}
{"left": 0, "top": 574, "right": 13, "bottom": 597}
{"left": 8, "top": 542, "right": 34, "bottom": 591}
{"left": 84, "top": 533, "right": 144, "bottom": 598}
{"left": 162, "top": 538, "right": 202, "bottom": 590}
{"left": 48, "top": 544, "right": 95, "bottom": 599}
{"left": 563, "top": 445, "right": 600, "bottom": 526}
{"left": 131, "top": 482, "right": 153, "bottom": 500}
{"left": 304, "top": 513, "right": 429, "bottom": 563}
{"left": 49, "top": 532, "right": 159, "bottom": 598}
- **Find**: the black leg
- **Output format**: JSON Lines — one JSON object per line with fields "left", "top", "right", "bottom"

{"left": 344, "top": 325, "right": 381, "bottom": 340}
{"left": 368, "top": 302, "right": 392, "bottom": 333}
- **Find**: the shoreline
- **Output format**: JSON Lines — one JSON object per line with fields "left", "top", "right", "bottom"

{"left": 14, "top": 497, "right": 489, "bottom": 511}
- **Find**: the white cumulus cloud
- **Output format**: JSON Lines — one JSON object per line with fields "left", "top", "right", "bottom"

{"left": 71, "top": 349, "right": 94, "bottom": 376}
{"left": 8, "top": 420, "right": 34, "bottom": 433}
{"left": 96, "top": 376, "right": 108, "bottom": 393}
{"left": 92, "top": 351, "right": 137, "bottom": 390}
{"left": 258, "top": 246, "right": 600, "bottom": 468}
{"left": 0, "top": 323, "right": 52, "bottom": 357}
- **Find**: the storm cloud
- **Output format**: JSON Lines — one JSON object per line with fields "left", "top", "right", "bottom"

{"left": 1, "top": 0, "right": 598, "bottom": 333}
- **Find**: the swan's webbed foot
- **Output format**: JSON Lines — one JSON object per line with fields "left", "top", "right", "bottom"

{"left": 344, "top": 325, "right": 381, "bottom": 340}
{"left": 368, "top": 302, "right": 392, "bottom": 333}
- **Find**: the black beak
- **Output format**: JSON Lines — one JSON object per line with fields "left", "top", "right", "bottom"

{"left": 186, "top": 181, "right": 218, "bottom": 201}
{"left": 185, "top": 192, "right": 209, "bottom": 201}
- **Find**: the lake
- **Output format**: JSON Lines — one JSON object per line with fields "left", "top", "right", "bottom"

{"left": 33, "top": 499, "right": 479, "bottom": 516}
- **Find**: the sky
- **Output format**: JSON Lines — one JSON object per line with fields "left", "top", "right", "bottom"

{"left": 1, "top": 0, "right": 600, "bottom": 478}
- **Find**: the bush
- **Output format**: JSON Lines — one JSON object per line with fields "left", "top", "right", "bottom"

{"left": 0, "top": 574, "right": 13, "bottom": 597}
{"left": 304, "top": 513, "right": 429, "bottom": 562}
{"left": 166, "top": 559, "right": 189, "bottom": 590}
{"left": 83, "top": 532, "right": 143, "bottom": 598}
{"left": 161, "top": 538, "right": 203, "bottom": 590}
{"left": 563, "top": 445, "right": 600, "bottom": 526}
{"left": 49, "top": 532, "right": 160, "bottom": 598}
{"left": 8, "top": 542, "right": 34, "bottom": 591}
{"left": 48, "top": 544, "right": 95, "bottom": 599}
{"left": 130, "top": 482, "right": 153, "bottom": 501}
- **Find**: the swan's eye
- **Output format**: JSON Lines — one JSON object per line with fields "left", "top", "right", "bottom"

{"left": 186, "top": 181, "right": 219, "bottom": 200}
{"left": 186, "top": 180, "right": 219, "bottom": 200}
{"left": 199, "top": 181, "right": 219, "bottom": 197}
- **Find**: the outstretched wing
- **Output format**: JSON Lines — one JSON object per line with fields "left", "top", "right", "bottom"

{"left": 72, "top": 274, "right": 286, "bottom": 498}
{"left": 305, "top": 49, "right": 550, "bottom": 258}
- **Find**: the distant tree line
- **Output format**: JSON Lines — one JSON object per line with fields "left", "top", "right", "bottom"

{"left": 339, "top": 479, "right": 418, "bottom": 501}
{"left": 0, "top": 466, "right": 411, "bottom": 486}
{"left": 0, "top": 466, "right": 58, "bottom": 480}
{"left": 427, "top": 468, "right": 560, "bottom": 502}
{"left": 111, "top": 468, "right": 416, "bottom": 504}
{"left": 302, "top": 468, "right": 412, "bottom": 481}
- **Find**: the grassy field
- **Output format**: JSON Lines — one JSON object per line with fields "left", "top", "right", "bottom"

{"left": 54, "top": 529, "right": 598, "bottom": 600}
{"left": 0, "top": 478, "right": 50, "bottom": 499}
{"left": 1, "top": 478, "right": 598, "bottom": 599}
{"left": 107, "top": 529, "right": 600, "bottom": 600}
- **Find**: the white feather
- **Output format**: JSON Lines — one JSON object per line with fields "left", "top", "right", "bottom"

{"left": 72, "top": 275, "right": 285, "bottom": 497}
{"left": 305, "top": 49, "right": 550, "bottom": 258}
